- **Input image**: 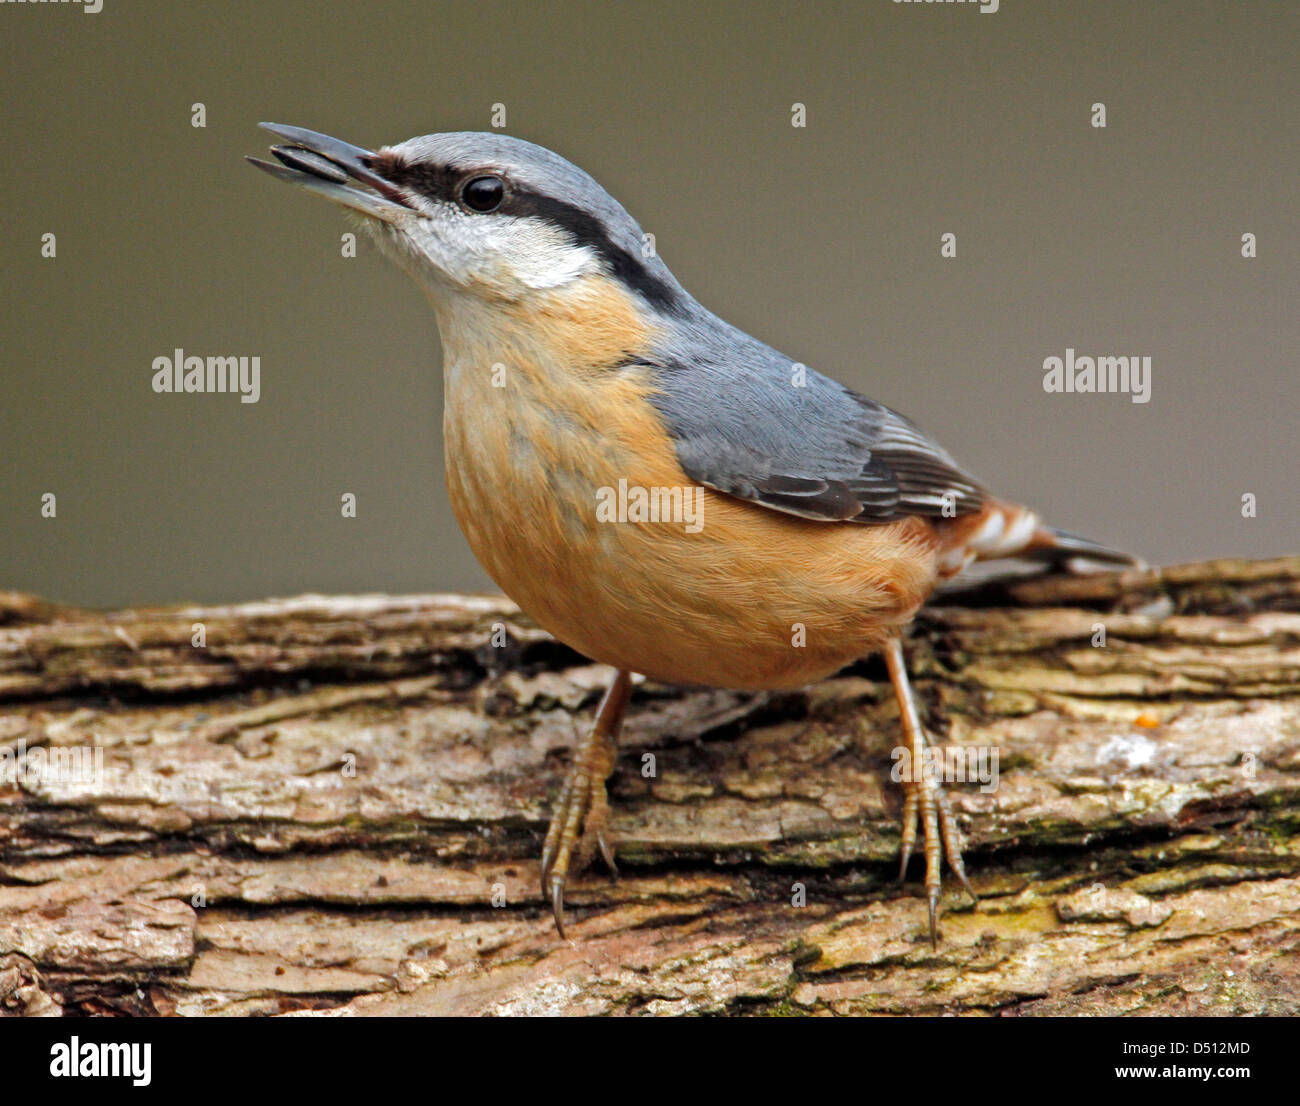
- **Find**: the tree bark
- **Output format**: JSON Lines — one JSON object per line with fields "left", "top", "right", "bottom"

{"left": 1, "top": 557, "right": 1298, "bottom": 1017}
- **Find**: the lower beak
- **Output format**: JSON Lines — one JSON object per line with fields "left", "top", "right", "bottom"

{"left": 246, "top": 122, "right": 414, "bottom": 221}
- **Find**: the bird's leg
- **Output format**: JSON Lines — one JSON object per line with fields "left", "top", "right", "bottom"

{"left": 882, "top": 636, "right": 977, "bottom": 947}
{"left": 540, "top": 668, "right": 633, "bottom": 937}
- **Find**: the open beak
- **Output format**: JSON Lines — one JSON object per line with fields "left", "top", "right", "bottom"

{"left": 246, "top": 122, "right": 414, "bottom": 221}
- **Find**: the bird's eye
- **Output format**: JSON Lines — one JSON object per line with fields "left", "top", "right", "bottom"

{"left": 461, "top": 175, "right": 505, "bottom": 213}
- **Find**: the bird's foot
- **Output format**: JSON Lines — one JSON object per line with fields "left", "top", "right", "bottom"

{"left": 539, "top": 741, "right": 617, "bottom": 936}
{"left": 897, "top": 773, "right": 977, "bottom": 948}
{"left": 539, "top": 670, "right": 631, "bottom": 937}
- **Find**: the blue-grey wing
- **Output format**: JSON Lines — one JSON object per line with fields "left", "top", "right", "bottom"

{"left": 642, "top": 328, "right": 987, "bottom": 523}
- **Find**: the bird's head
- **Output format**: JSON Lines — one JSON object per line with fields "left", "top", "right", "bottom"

{"left": 248, "top": 124, "right": 683, "bottom": 317}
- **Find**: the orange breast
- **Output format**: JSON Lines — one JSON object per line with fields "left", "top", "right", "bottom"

{"left": 436, "top": 276, "right": 942, "bottom": 690}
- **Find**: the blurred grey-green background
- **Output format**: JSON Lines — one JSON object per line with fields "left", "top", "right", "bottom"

{"left": 2, "top": 0, "right": 1295, "bottom": 608}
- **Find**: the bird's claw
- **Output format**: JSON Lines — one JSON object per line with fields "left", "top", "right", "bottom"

{"left": 539, "top": 673, "right": 629, "bottom": 937}
{"left": 897, "top": 774, "right": 977, "bottom": 947}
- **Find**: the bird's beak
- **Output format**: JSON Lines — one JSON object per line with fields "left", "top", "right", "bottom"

{"left": 246, "top": 122, "right": 414, "bottom": 221}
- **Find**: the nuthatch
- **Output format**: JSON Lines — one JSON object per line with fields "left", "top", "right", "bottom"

{"left": 249, "top": 124, "right": 1140, "bottom": 945}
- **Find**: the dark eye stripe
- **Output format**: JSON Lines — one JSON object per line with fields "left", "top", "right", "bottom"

{"left": 499, "top": 189, "right": 679, "bottom": 312}
{"left": 371, "top": 155, "right": 681, "bottom": 313}
{"left": 372, "top": 156, "right": 459, "bottom": 201}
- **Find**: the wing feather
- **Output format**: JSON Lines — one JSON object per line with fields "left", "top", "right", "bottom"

{"left": 642, "top": 335, "right": 987, "bottom": 524}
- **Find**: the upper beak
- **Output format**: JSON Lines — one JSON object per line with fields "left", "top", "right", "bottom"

{"left": 246, "top": 122, "right": 414, "bottom": 220}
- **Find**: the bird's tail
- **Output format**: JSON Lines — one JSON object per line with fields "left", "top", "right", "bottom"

{"left": 953, "top": 500, "right": 1145, "bottom": 574}
{"left": 1019, "top": 525, "right": 1145, "bottom": 570}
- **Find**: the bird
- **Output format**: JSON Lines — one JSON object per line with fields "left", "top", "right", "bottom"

{"left": 248, "top": 123, "right": 1141, "bottom": 946}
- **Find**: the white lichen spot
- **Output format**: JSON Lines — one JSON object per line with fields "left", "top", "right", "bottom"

{"left": 1097, "top": 733, "right": 1158, "bottom": 770}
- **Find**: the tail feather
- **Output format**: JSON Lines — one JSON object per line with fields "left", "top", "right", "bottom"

{"left": 957, "top": 500, "right": 1145, "bottom": 574}
{"left": 1021, "top": 526, "right": 1145, "bottom": 570}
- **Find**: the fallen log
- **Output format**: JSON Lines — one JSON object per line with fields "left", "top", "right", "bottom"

{"left": 1, "top": 556, "right": 1297, "bottom": 1016}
